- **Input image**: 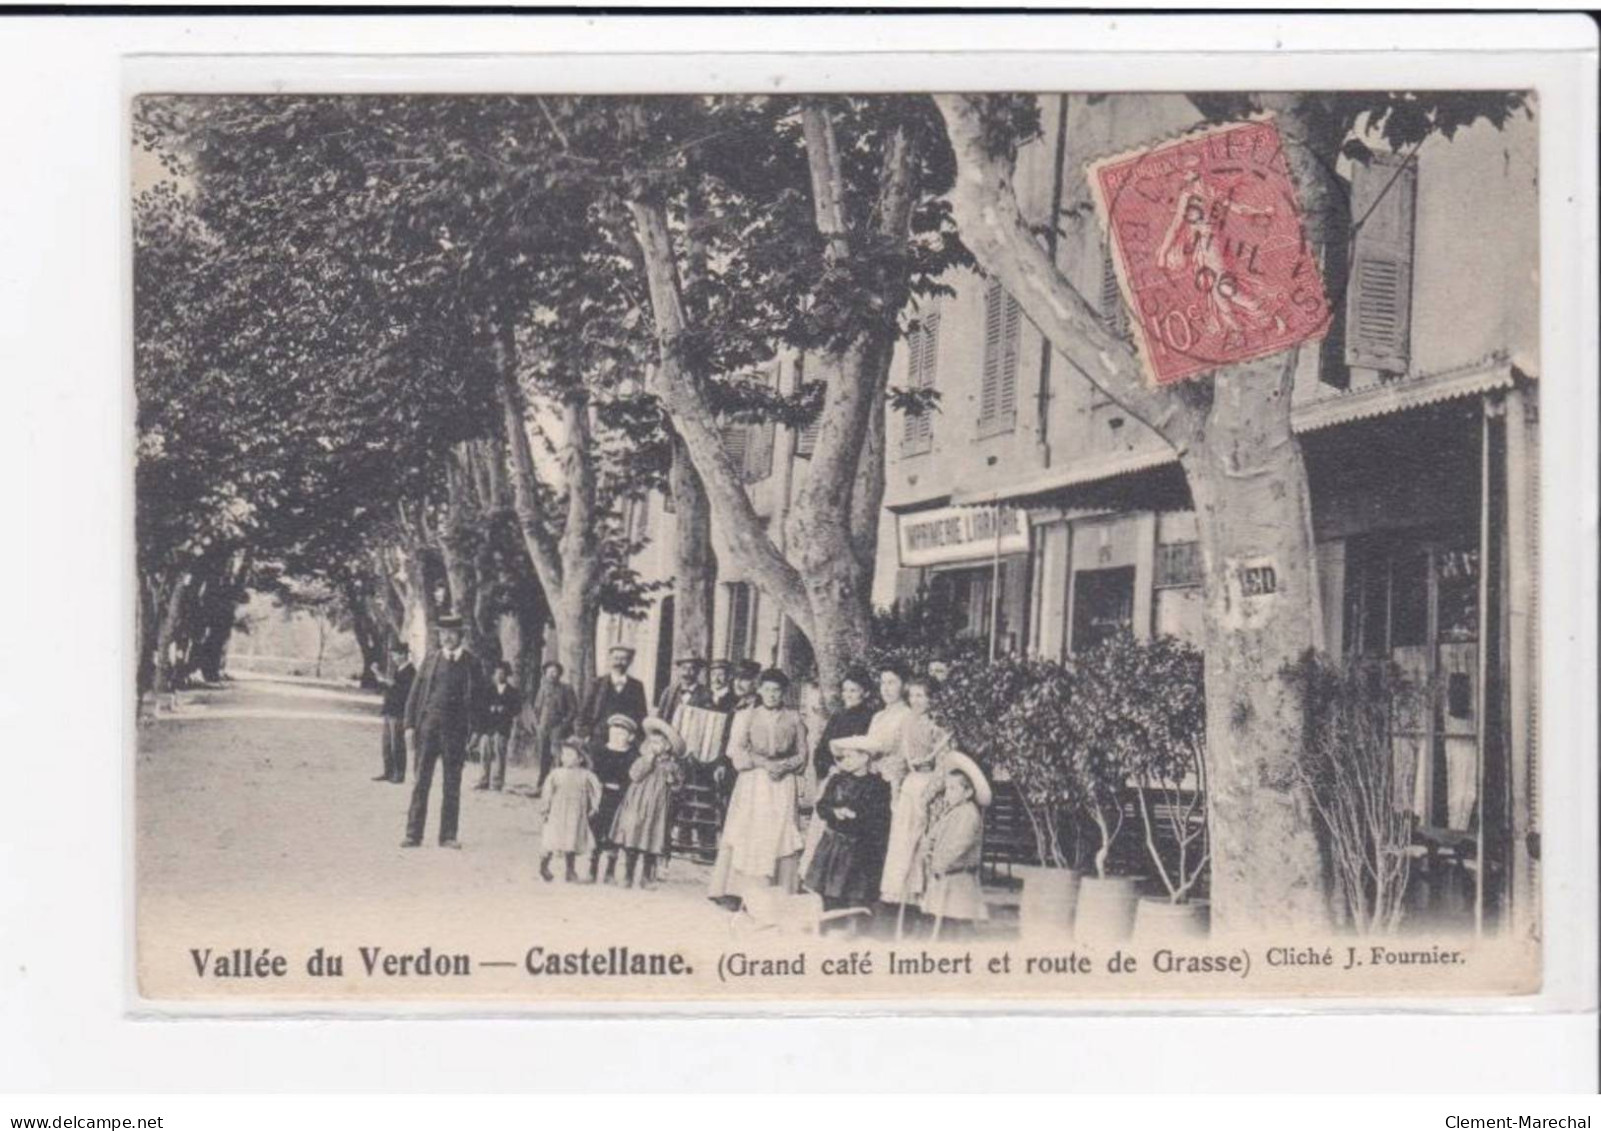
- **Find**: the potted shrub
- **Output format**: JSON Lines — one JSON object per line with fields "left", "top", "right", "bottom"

{"left": 1121, "top": 636, "right": 1212, "bottom": 941}
{"left": 1064, "top": 637, "right": 1144, "bottom": 945}
{"left": 1286, "top": 652, "right": 1423, "bottom": 935}
{"left": 993, "top": 662, "right": 1085, "bottom": 939}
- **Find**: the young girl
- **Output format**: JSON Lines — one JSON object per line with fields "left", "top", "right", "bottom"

{"left": 537, "top": 738, "right": 602, "bottom": 883}
{"left": 919, "top": 752, "right": 993, "bottom": 941}
{"left": 803, "top": 735, "right": 891, "bottom": 934}
{"left": 608, "top": 717, "right": 687, "bottom": 889}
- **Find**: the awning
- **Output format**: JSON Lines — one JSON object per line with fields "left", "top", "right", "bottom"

{"left": 951, "top": 358, "right": 1519, "bottom": 508}
{"left": 1293, "top": 358, "right": 1516, "bottom": 434}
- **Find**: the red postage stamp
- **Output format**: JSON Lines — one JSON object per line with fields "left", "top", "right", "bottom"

{"left": 1090, "top": 117, "right": 1332, "bottom": 386}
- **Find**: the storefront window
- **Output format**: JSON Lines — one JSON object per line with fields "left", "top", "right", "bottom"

{"left": 1071, "top": 566, "right": 1135, "bottom": 654}
{"left": 1436, "top": 542, "right": 1480, "bottom": 643}
{"left": 1154, "top": 540, "right": 1201, "bottom": 588}
{"left": 928, "top": 566, "right": 994, "bottom": 642}
{"left": 1390, "top": 550, "right": 1430, "bottom": 649}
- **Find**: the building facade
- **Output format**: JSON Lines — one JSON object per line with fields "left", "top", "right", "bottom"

{"left": 875, "top": 94, "right": 1540, "bottom": 938}
{"left": 598, "top": 352, "right": 818, "bottom": 703}
{"left": 601, "top": 93, "right": 1541, "bottom": 938}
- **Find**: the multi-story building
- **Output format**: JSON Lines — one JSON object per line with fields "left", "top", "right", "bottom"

{"left": 601, "top": 93, "right": 1541, "bottom": 937}
{"left": 598, "top": 352, "right": 818, "bottom": 701}
{"left": 875, "top": 94, "right": 1539, "bottom": 938}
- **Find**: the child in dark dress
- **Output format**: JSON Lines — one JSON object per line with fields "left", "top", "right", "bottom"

{"left": 803, "top": 736, "right": 891, "bottom": 936}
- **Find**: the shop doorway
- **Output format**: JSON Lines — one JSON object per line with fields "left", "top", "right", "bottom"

{"left": 652, "top": 595, "right": 675, "bottom": 703}
{"left": 1343, "top": 528, "right": 1495, "bottom": 929}
{"left": 1071, "top": 566, "right": 1136, "bottom": 654}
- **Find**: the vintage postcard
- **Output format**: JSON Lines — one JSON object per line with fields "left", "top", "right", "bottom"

{"left": 132, "top": 76, "right": 1547, "bottom": 1008}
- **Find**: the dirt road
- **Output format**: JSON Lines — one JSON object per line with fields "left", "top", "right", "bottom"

{"left": 135, "top": 676, "right": 729, "bottom": 1002}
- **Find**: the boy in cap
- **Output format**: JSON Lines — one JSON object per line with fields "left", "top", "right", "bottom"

{"left": 475, "top": 661, "right": 521, "bottom": 792}
{"left": 587, "top": 712, "right": 640, "bottom": 884}
{"left": 369, "top": 642, "right": 416, "bottom": 784}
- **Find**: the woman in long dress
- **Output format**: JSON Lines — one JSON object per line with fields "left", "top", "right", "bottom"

{"left": 877, "top": 678, "right": 954, "bottom": 923}
{"left": 707, "top": 668, "right": 809, "bottom": 906}
{"left": 811, "top": 668, "right": 879, "bottom": 781}
{"left": 860, "top": 663, "right": 912, "bottom": 775}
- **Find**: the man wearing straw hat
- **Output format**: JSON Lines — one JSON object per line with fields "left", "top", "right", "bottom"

{"left": 654, "top": 654, "right": 711, "bottom": 724}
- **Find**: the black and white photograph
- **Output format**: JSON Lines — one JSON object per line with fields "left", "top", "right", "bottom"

{"left": 128, "top": 74, "right": 1552, "bottom": 1005}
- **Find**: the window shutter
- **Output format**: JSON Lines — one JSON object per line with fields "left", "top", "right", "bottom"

{"left": 745, "top": 419, "right": 775, "bottom": 481}
{"left": 738, "top": 364, "right": 776, "bottom": 482}
{"left": 796, "top": 414, "right": 821, "bottom": 458}
{"left": 793, "top": 354, "right": 820, "bottom": 458}
{"left": 1344, "top": 154, "right": 1417, "bottom": 374}
{"left": 719, "top": 421, "right": 748, "bottom": 470}
{"left": 899, "top": 310, "right": 939, "bottom": 456}
{"left": 1100, "top": 252, "right": 1129, "bottom": 339}
{"left": 999, "top": 290, "right": 1021, "bottom": 419}
{"left": 901, "top": 325, "right": 925, "bottom": 450}
{"left": 980, "top": 280, "right": 1019, "bottom": 435}
{"left": 916, "top": 311, "right": 939, "bottom": 451}
{"left": 981, "top": 279, "right": 1004, "bottom": 422}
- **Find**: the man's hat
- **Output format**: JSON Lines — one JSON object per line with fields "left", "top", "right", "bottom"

{"left": 674, "top": 654, "right": 706, "bottom": 668}
{"left": 642, "top": 716, "right": 687, "bottom": 758}
{"left": 943, "top": 750, "right": 993, "bottom": 808}
{"left": 435, "top": 614, "right": 464, "bottom": 630}
{"left": 607, "top": 644, "right": 637, "bottom": 660}
{"left": 733, "top": 659, "right": 762, "bottom": 680}
{"left": 605, "top": 713, "right": 640, "bottom": 736}
{"left": 708, "top": 659, "right": 732, "bottom": 673}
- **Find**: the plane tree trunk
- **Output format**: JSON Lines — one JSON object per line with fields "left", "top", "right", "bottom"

{"left": 625, "top": 100, "right": 915, "bottom": 712}
{"left": 935, "top": 92, "right": 1330, "bottom": 932}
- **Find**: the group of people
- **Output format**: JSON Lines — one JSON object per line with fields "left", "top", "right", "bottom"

{"left": 736, "top": 661, "right": 992, "bottom": 940}
{"left": 372, "top": 614, "right": 991, "bottom": 938}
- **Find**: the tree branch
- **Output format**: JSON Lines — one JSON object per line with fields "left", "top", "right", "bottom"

{"left": 933, "top": 93, "right": 1199, "bottom": 447}
{"left": 492, "top": 318, "right": 564, "bottom": 595}
{"left": 624, "top": 185, "right": 812, "bottom": 635}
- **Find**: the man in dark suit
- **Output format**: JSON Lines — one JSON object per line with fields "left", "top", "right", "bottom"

{"left": 705, "top": 659, "right": 738, "bottom": 713}
{"left": 576, "top": 644, "right": 647, "bottom": 740}
{"left": 370, "top": 643, "right": 416, "bottom": 783}
{"left": 401, "top": 615, "right": 486, "bottom": 849}
{"left": 655, "top": 654, "right": 711, "bottom": 723}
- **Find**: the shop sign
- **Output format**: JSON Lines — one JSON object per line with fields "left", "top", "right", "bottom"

{"left": 897, "top": 505, "right": 1029, "bottom": 568}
